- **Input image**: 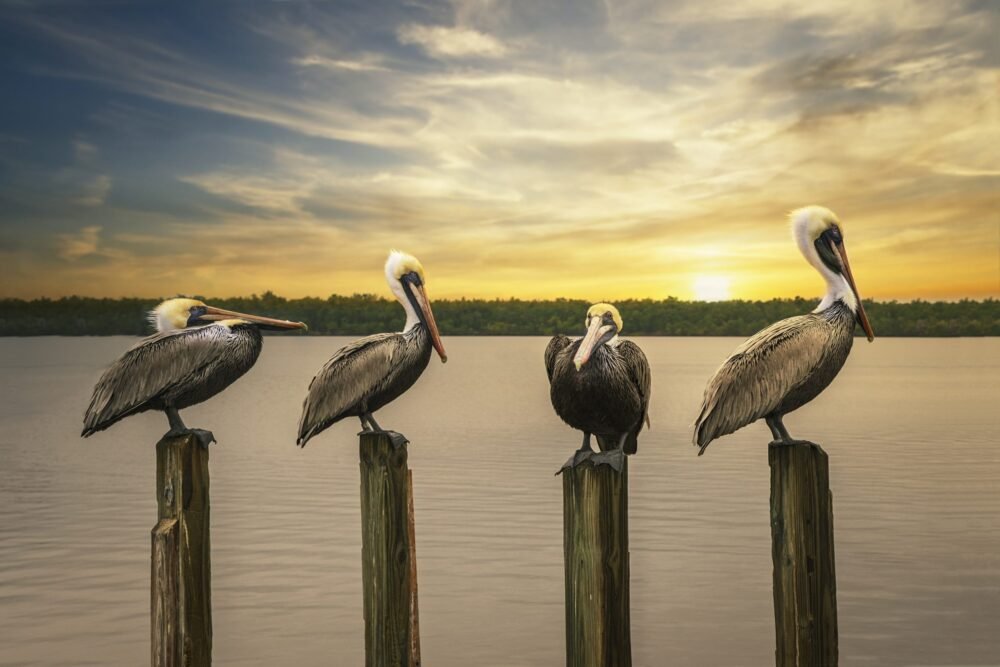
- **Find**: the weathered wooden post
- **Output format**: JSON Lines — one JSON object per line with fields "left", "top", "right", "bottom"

{"left": 359, "top": 432, "right": 420, "bottom": 667}
{"left": 151, "top": 433, "right": 212, "bottom": 667}
{"left": 562, "top": 457, "right": 631, "bottom": 667}
{"left": 406, "top": 470, "right": 422, "bottom": 667}
{"left": 769, "top": 442, "right": 838, "bottom": 667}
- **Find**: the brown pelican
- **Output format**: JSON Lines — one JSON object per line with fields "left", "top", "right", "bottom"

{"left": 82, "top": 298, "right": 307, "bottom": 446}
{"left": 545, "top": 303, "right": 651, "bottom": 471}
{"left": 297, "top": 251, "right": 447, "bottom": 448}
{"left": 693, "top": 206, "right": 875, "bottom": 454}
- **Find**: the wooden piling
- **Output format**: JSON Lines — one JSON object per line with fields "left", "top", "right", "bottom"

{"left": 406, "top": 470, "right": 422, "bottom": 667}
{"left": 769, "top": 442, "right": 838, "bottom": 667}
{"left": 562, "top": 457, "right": 631, "bottom": 667}
{"left": 359, "top": 432, "right": 419, "bottom": 667}
{"left": 151, "top": 433, "right": 212, "bottom": 667}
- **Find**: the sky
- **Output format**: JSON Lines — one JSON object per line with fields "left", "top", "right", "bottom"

{"left": 0, "top": 0, "right": 997, "bottom": 302}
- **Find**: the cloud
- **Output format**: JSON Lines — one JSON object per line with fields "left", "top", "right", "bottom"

{"left": 17, "top": 17, "right": 422, "bottom": 148}
{"left": 292, "top": 55, "right": 389, "bottom": 72}
{"left": 397, "top": 23, "right": 507, "bottom": 58}
{"left": 61, "top": 137, "right": 111, "bottom": 206}
{"left": 926, "top": 164, "right": 1000, "bottom": 178}
{"left": 56, "top": 225, "right": 102, "bottom": 260}
{"left": 485, "top": 138, "right": 680, "bottom": 174}
{"left": 73, "top": 139, "right": 99, "bottom": 161}
{"left": 78, "top": 174, "right": 111, "bottom": 206}
{"left": 0, "top": 1, "right": 997, "bottom": 300}
{"left": 179, "top": 171, "right": 310, "bottom": 216}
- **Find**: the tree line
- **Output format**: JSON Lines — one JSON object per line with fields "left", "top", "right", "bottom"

{"left": 0, "top": 294, "right": 997, "bottom": 337}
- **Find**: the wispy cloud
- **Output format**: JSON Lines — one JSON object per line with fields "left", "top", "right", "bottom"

{"left": 56, "top": 225, "right": 102, "bottom": 260}
{"left": 70, "top": 173, "right": 111, "bottom": 206}
{"left": 397, "top": 23, "right": 507, "bottom": 58}
{"left": 292, "top": 54, "right": 389, "bottom": 72}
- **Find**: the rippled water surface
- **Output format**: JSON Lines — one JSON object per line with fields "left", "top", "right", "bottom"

{"left": 1, "top": 336, "right": 998, "bottom": 666}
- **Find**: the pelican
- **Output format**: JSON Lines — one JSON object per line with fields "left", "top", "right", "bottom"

{"left": 545, "top": 303, "right": 651, "bottom": 471}
{"left": 693, "top": 206, "right": 875, "bottom": 454}
{"left": 82, "top": 298, "right": 307, "bottom": 446}
{"left": 296, "top": 251, "right": 447, "bottom": 448}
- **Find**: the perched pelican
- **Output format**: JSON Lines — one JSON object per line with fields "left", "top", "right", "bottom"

{"left": 82, "top": 298, "right": 307, "bottom": 446}
{"left": 693, "top": 206, "right": 875, "bottom": 454}
{"left": 545, "top": 303, "right": 651, "bottom": 471}
{"left": 297, "top": 251, "right": 447, "bottom": 448}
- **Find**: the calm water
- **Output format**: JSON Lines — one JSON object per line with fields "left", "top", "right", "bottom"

{"left": 0, "top": 336, "right": 998, "bottom": 666}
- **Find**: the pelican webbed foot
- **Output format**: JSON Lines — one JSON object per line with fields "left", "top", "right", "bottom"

{"left": 384, "top": 431, "right": 410, "bottom": 448}
{"left": 164, "top": 427, "right": 217, "bottom": 449}
{"left": 357, "top": 428, "right": 410, "bottom": 448}
{"left": 559, "top": 448, "right": 594, "bottom": 474}
{"left": 189, "top": 428, "right": 217, "bottom": 449}
{"left": 557, "top": 433, "right": 597, "bottom": 474}
{"left": 765, "top": 415, "right": 814, "bottom": 448}
{"left": 357, "top": 412, "right": 409, "bottom": 447}
{"left": 768, "top": 438, "right": 815, "bottom": 448}
{"left": 590, "top": 447, "right": 626, "bottom": 472}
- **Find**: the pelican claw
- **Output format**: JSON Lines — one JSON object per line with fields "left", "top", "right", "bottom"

{"left": 382, "top": 431, "right": 409, "bottom": 448}
{"left": 590, "top": 448, "right": 626, "bottom": 473}
{"left": 190, "top": 429, "right": 217, "bottom": 449}
{"left": 557, "top": 447, "right": 595, "bottom": 475}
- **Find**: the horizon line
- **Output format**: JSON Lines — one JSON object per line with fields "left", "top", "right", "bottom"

{"left": 2, "top": 293, "right": 997, "bottom": 305}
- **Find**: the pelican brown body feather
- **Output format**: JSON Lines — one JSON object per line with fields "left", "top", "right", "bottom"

{"left": 82, "top": 323, "right": 263, "bottom": 436}
{"left": 297, "top": 323, "right": 432, "bottom": 447}
{"left": 692, "top": 206, "right": 873, "bottom": 454}
{"left": 546, "top": 335, "right": 651, "bottom": 454}
{"left": 296, "top": 251, "right": 447, "bottom": 448}
{"left": 693, "top": 300, "right": 855, "bottom": 453}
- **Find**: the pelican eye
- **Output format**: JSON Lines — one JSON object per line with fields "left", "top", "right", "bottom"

{"left": 814, "top": 229, "right": 843, "bottom": 274}
{"left": 402, "top": 271, "right": 423, "bottom": 287}
{"left": 186, "top": 306, "right": 208, "bottom": 326}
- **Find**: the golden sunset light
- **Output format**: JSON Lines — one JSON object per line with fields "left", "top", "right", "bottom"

{"left": 0, "top": 2, "right": 996, "bottom": 302}
{"left": 692, "top": 275, "right": 732, "bottom": 302}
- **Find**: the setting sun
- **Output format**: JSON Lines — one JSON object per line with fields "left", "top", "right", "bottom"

{"left": 692, "top": 275, "right": 731, "bottom": 302}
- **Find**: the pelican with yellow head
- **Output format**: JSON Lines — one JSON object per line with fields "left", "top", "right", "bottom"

{"left": 693, "top": 205, "right": 875, "bottom": 454}
{"left": 545, "top": 303, "right": 651, "bottom": 471}
{"left": 82, "top": 297, "right": 307, "bottom": 446}
{"left": 297, "top": 250, "right": 447, "bottom": 447}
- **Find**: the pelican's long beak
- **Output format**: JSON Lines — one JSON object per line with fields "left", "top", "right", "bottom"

{"left": 202, "top": 306, "right": 308, "bottom": 331}
{"left": 410, "top": 285, "right": 447, "bottom": 362}
{"left": 833, "top": 241, "right": 874, "bottom": 342}
{"left": 573, "top": 317, "right": 614, "bottom": 370}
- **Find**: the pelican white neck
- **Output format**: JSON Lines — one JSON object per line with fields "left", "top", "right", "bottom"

{"left": 389, "top": 279, "right": 420, "bottom": 332}
{"left": 791, "top": 208, "right": 858, "bottom": 314}
{"left": 384, "top": 254, "right": 421, "bottom": 333}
